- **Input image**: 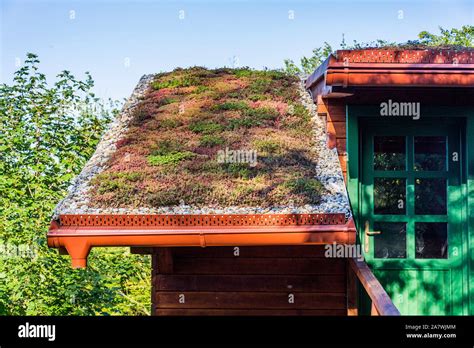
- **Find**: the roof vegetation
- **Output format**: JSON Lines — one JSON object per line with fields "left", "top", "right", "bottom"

{"left": 88, "top": 67, "right": 325, "bottom": 209}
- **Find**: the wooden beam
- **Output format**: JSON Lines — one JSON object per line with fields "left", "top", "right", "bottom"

{"left": 156, "top": 274, "right": 345, "bottom": 293}
{"left": 349, "top": 258, "right": 400, "bottom": 316}
{"left": 169, "top": 258, "right": 346, "bottom": 275}
{"left": 155, "top": 291, "right": 346, "bottom": 309}
{"left": 130, "top": 247, "right": 153, "bottom": 254}
{"left": 346, "top": 259, "right": 358, "bottom": 316}
{"left": 155, "top": 308, "right": 347, "bottom": 316}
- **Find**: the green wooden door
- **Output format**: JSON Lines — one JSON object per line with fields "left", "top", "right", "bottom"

{"left": 361, "top": 120, "right": 465, "bottom": 315}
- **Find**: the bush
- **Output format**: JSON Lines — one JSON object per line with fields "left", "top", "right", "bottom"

{"left": 0, "top": 53, "right": 151, "bottom": 315}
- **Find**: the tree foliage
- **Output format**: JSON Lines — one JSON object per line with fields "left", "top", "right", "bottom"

{"left": 0, "top": 53, "right": 150, "bottom": 315}
{"left": 284, "top": 42, "right": 334, "bottom": 75}
{"left": 418, "top": 25, "right": 474, "bottom": 47}
{"left": 284, "top": 25, "right": 474, "bottom": 75}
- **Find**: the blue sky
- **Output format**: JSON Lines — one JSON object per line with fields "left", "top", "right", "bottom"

{"left": 1, "top": 0, "right": 473, "bottom": 101}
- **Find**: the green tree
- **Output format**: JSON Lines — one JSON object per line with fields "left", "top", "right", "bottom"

{"left": 284, "top": 42, "right": 333, "bottom": 75}
{"left": 0, "top": 53, "right": 150, "bottom": 315}
{"left": 418, "top": 25, "right": 474, "bottom": 47}
{"left": 284, "top": 25, "right": 473, "bottom": 75}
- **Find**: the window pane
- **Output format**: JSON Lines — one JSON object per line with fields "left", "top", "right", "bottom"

{"left": 415, "top": 223, "right": 448, "bottom": 259}
{"left": 414, "top": 136, "right": 447, "bottom": 171}
{"left": 374, "top": 222, "right": 407, "bottom": 258}
{"left": 374, "top": 178, "right": 406, "bottom": 215}
{"left": 415, "top": 178, "right": 447, "bottom": 215}
{"left": 374, "top": 136, "right": 406, "bottom": 171}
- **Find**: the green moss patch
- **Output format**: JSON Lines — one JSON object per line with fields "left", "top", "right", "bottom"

{"left": 188, "top": 120, "right": 224, "bottom": 134}
{"left": 200, "top": 135, "right": 225, "bottom": 147}
{"left": 147, "top": 151, "right": 195, "bottom": 166}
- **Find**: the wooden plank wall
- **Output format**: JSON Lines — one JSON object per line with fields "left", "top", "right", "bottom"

{"left": 152, "top": 246, "right": 347, "bottom": 316}
{"left": 316, "top": 98, "right": 347, "bottom": 181}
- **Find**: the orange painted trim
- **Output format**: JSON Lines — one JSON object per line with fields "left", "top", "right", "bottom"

{"left": 325, "top": 69, "right": 474, "bottom": 87}
{"left": 47, "top": 216, "right": 356, "bottom": 268}
{"left": 306, "top": 54, "right": 474, "bottom": 92}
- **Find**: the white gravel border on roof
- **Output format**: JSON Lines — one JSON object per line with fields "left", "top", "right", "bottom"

{"left": 53, "top": 76, "right": 351, "bottom": 219}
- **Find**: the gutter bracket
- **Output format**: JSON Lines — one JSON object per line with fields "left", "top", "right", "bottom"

{"left": 343, "top": 67, "right": 349, "bottom": 88}
{"left": 199, "top": 233, "right": 206, "bottom": 248}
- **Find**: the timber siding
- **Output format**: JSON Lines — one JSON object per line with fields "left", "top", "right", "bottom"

{"left": 152, "top": 246, "right": 347, "bottom": 316}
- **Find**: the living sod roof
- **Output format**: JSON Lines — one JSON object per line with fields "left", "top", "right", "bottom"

{"left": 87, "top": 67, "right": 325, "bottom": 210}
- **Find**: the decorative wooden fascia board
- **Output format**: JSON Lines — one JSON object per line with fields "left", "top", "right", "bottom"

{"left": 59, "top": 213, "right": 346, "bottom": 227}
{"left": 336, "top": 49, "right": 474, "bottom": 64}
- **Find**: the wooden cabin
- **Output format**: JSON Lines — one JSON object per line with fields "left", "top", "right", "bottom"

{"left": 48, "top": 48, "right": 474, "bottom": 316}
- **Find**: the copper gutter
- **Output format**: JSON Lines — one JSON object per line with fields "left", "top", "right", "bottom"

{"left": 47, "top": 213, "right": 355, "bottom": 268}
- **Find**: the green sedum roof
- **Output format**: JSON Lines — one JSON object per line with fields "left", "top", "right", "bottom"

{"left": 87, "top": 67, "right": 326, "bottom": 209}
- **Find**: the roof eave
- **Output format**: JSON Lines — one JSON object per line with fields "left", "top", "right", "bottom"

{"left": 307, "top": 60, "right": 474, "bottom": 99}
{"left": 47, "top": 213, "right": 356, "bottom": 268}
{"left": 305, "top": 54, "right": 335, "bottom": 90}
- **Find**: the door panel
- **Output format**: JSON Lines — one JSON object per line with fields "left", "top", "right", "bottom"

{"left": 374, "top": 269, "right": 451, "bottom": 315}
{"left": 360, "top": 120, "right": 463, "bottom": 315}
